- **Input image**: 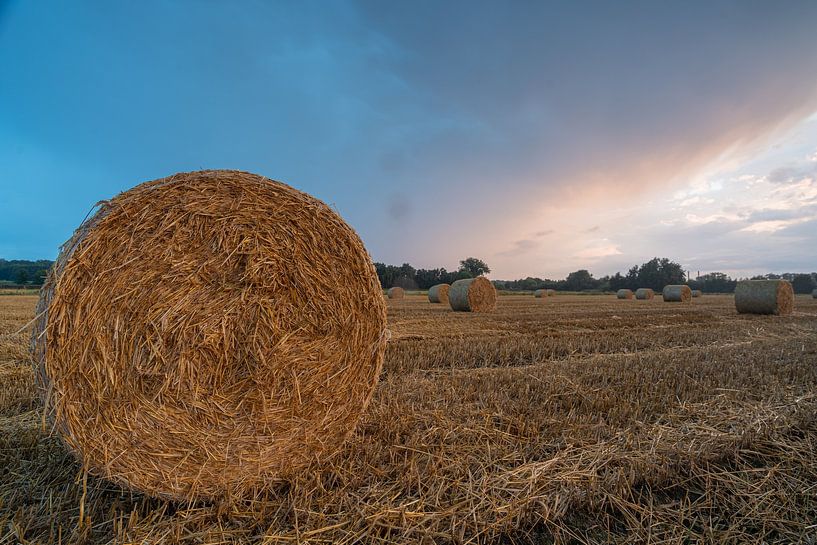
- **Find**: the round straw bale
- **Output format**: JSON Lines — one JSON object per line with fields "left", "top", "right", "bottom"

{"left": 533, "top": 289, "right": 546, "bottom": 298}
{"left": 388, "top": 287, "right": 405, "bottom": 299}
{"left": 448, "top": 277, "right": 496, "bottom": 312}
{"left": 812, "top": 288, "right": 817, "bottom": 299}
{"left": 428, "top": 283, "right": 450, "bottom": 304}
{"left": 547, "top": 289, "right": 556, "bottom": 296}
{"left": 616, "top": 289, "right": 634, "bottom": 299}
{"left": 635, "top": 288, "right": 654, "bottom": 300}
{"left": 662, "top": 285, "right": 692, "bottom": 303}
{"left": 692, "top": 290, "right": 702, "bottom": 298}
{"left": 734, "top": 280, "right": 794, "bottom": 315}
{"left": 31, "top": 170, "right": 388, "bottom": 501}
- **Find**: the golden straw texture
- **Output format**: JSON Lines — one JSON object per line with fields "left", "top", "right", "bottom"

{"left": 635, "top": 288, "right": 654, "bottom": 300}
{"left": 448, "top": 277, "right": 497, "bottom": 312}
{"left": 427, "top": 283, "right": 449, "bottom": 304}
{"left": 31, "top": 170, "right": 388, "bottom": 501}
{"left": 387, "top": 287, "right": 405, "bottom": 299}
{"left": 663, "top": 285, "right": 692, "bottom": 303}
{"left": 734, "top": 280, "right": 794, "bottom": 316}
{"left": 616, "top": 289, "right": 634, "bottom": 300}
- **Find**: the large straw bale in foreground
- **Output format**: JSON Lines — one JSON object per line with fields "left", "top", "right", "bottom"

{"left": 617, "top": 289, "right": 634, "bottom": 299}
{"left": 448, "top": 277, "right": 496, "bottom": 312}
{"left": 663, "top": 285, "right": 692, "bottom": 303}
{"left": 388, "top": 287, "right": 405, "bottom": 299}
{"left": 31, "top": 170, "right": 388, "bottom": 501}
{"left": 428, "top": 283, "right": 450, "bottom": 304}
{"left": 635, "top": 288, "right": 654, "bottom": 300}
{"left": 734, "top": 280, "right": 793, "bottom": 315}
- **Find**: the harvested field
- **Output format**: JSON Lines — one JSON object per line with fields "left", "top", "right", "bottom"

{"left": 2, "top": 293, "right": 817, "bottom": 544}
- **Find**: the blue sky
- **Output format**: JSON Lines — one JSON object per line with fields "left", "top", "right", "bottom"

{"left": 2, "top": 1, "right": 816, "bottom": 278}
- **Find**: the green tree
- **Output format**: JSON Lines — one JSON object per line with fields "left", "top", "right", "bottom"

{"left": 15, "top": 269, "right": 29, "bottom": 285}
{"left": 791, "top": 274, "right": 816, "bottom": 294}
{"left": 459, "top": 257, "right": 490, "bottom": 277}
{"left": 564, "top": 269, "right": 597, "bottom": 291}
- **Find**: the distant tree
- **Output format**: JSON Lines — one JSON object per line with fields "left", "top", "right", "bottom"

{"left": 15, "top": 269, "right": 29, "bottom": 285}
{"left": 459, "top": 257, "right": 490, "bottom": 277}
{"left": 564, "top": 269, "right": 597, "bottom": 291}
{"left": 791, "top": 274, "right": 816, "bottom": 294}
{"left": 34, "top": 269, "right": 48, "bottom": 285}
{"left": 608, "top": 272, "right": 627, "bottom": 291}
{"left": 689, "top": 272, "right": 737, "bottom": 293}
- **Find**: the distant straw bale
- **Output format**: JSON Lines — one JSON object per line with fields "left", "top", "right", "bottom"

{"left": 692, "top": 290, "right": 703, "bottom": 298}
{"left": 617, "top": 289, "right": 634, "bottom": 299}
{"left": 533, "top": 289, "right": 546, "bottom": 298}
{"left": 635, "top": 288, "right": 654, "bottom": 300}
{"left": 428, "top": 284, "right": 450, "bottom": 304}
{"left": 388, "top": 287, "right": 405, "bottom": 299}
{"left": 663, "top": 285, "right": 692, "bottom": 303}
{"left": 734, "top": 280, "right": 794, "bottom": 315}
{"left": 31, "top": 169, "right": 388, "bottom": 501}
{"left": 812, "top": 288, "right": 817, "bottom": 299}
{"left": 448, "top": 277, "right": 497, "bottom": 312}
{"left": 547, "top": 289, "right": 556, "bottom": 296}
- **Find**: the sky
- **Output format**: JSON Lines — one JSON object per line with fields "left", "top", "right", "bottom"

{"left": 1, "top": 1, "right": 816, "bottom": 279}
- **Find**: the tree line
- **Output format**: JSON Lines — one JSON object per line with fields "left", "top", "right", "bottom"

{"left": 3, "top": 257, "right": 816, "bottom": 294}
{"left": 375, "top": 257, "right": 491, "bottom": 290}
{"left": 376, "top": 256, "right": 817, "bottom": 294}
{"left": 0, "top": 259, "right": 52, "bottom": 286}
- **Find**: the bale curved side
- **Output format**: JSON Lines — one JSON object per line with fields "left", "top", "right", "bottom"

{"left": 388, "top": 287, "right": 405, "bottom": 299}
{"left": 635, "top": 288, "right": 654, "bottom": 300}
{"left": 616, "top": 289, "right": 634, "bottom": 300}
{"left": 428, "top": 283, "right": 450, "bottom": 304}
{"left": 663, "top": 285, "right": 692, "bottom": 302}
{"left": 735, "top": 280, "right": 793, "bottom": 315}
{"left": 31, "top": 170, "right": 388, "bottom": 501}
{"left": 448, "top": 277, "right": 497, "bottom": 312}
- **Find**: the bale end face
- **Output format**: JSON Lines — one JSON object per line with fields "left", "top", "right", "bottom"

{"left": 616, "top": 289, "right": 634, "bottom": 300}
{"left": 428, "top": 283, "right": 450, "bottom": 304}
{"left": 31, "top": 170, "right": 388, "bottom": 501}
{"left": 663, "top": 285, "right": 692, "bottom": 303}
{"left": 735, "top": 280, "right": 794, "bottom": 315}
{"left": 448, "top": 277, "right": 496, "bottom": 312}
{"left": 388, "top": 287, "right": 405, "bottom": 299}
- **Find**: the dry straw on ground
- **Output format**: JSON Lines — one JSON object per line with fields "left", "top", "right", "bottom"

{"left": 663, "top": 285, "right": 692, "bottom": 303}
{"left": 448, "top": 277, "right": 497, "bottom": 312}
{"left": 635, "top": 288, "right": 654, "bottom": 300}
{"left": 387, "top": 287, "right": 405, "bottom": 299}
{"left": 533, "top": 289, "right": 546, "bottom": 298}
{"left": 30, "top": 169, "right": 388, "bottom": 502}
{"left": 427, "top": 283, "right": 449, "bottom": 304}
{"left": 735, "top": 279, "right": 794, "bottom": 315}
{"left": 616, "top": 289, "right": 634, "bottom": 300}
{"left": 692, "top": 289, "right": 703, "bottom": 298}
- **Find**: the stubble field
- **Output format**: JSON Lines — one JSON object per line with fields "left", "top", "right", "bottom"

{"left": 2, "top": 293, "right": 817, "bottom": 544}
